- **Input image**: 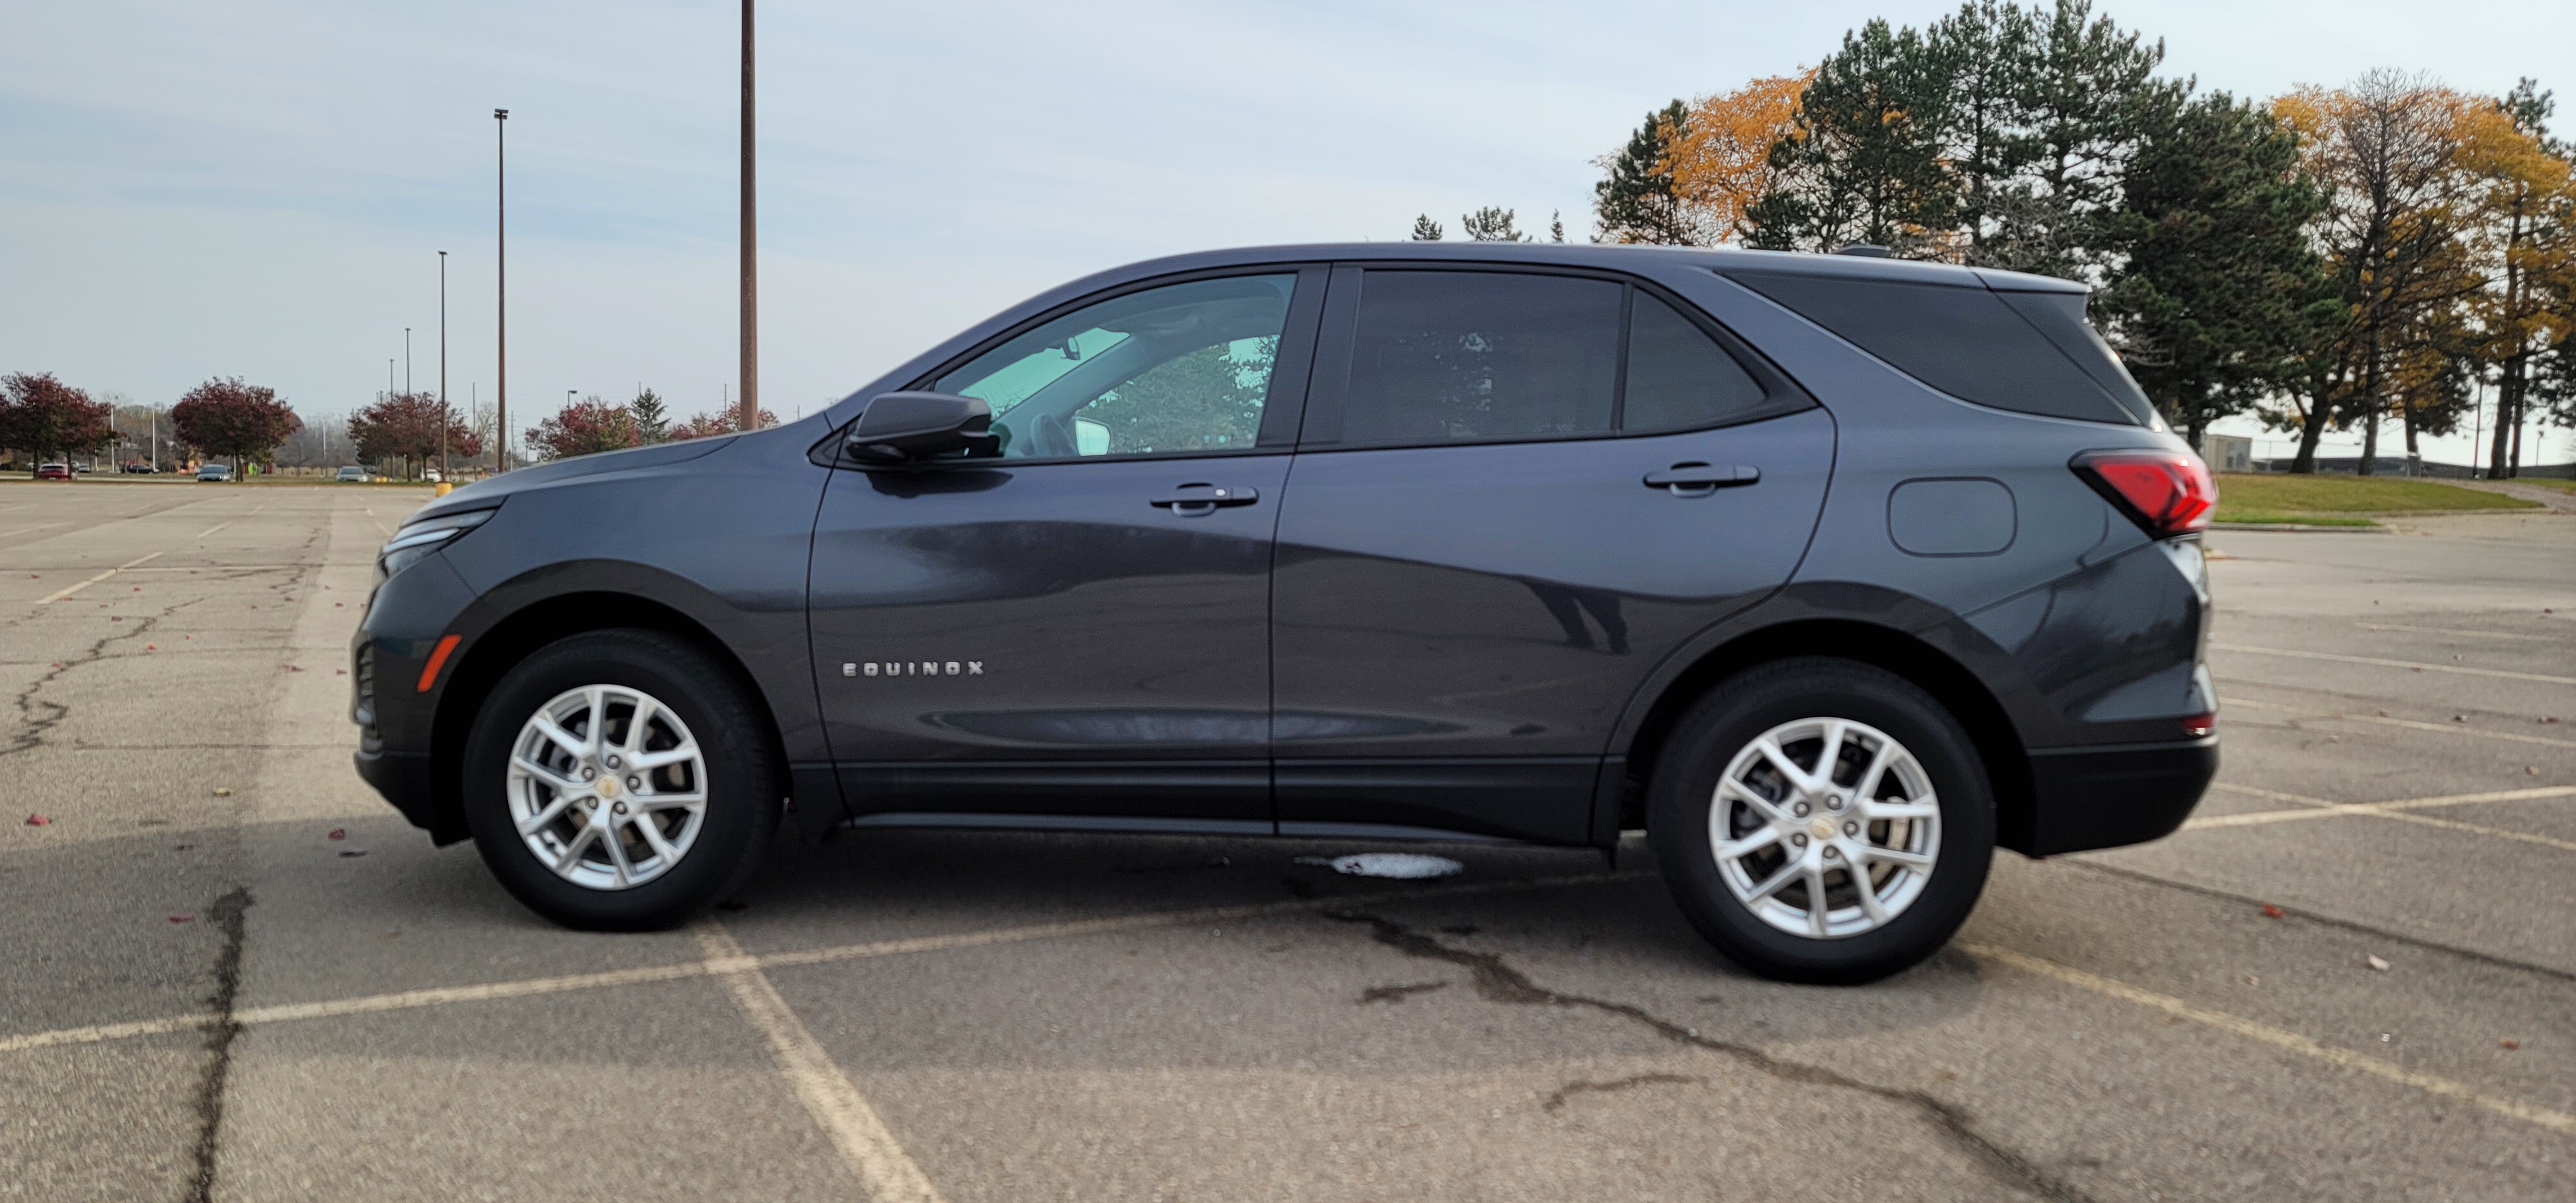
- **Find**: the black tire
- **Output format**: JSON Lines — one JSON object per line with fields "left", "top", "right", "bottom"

{"left": 1649, "top": 657, "right": 1994, "bottom": 985}
{"left": 463, "top": 629, "right": 779, "bottom": 931}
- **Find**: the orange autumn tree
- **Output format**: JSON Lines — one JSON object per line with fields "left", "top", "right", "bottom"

{"left": 1660, "top": 70, "right": 1815, "bottom": 245}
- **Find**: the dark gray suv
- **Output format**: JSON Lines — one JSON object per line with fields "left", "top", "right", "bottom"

{"left": 352, "top": 243, "right": 2217, "bottom": 983}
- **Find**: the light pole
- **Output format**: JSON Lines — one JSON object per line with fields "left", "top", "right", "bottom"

{"left": 404, "top": 327, "right": 412, "bottom": 393}
{"left": 495, "top": 108, "right": 510, "bottom": 473}
{"left": 439, "top": 251, "right": 450, "bottom": 481}
{"left": 738, "top": 0, "right": 759, "bottom": 435}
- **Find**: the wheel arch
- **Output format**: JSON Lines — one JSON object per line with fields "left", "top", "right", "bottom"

{"left": 1615, "top": 618, "right": 2035, "bottom": 853}
{"left": 423, "top": 591, "right": 791, "bottom": 844}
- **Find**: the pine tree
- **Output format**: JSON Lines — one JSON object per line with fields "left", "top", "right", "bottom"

{"left": 1594, "top": 100, "right": 1695, "bottom": 243}
{"left": 1550, "top": 211, "right": 1566, "bottom": 243}
{"left": 2102, "top": 91, "right": 2336, "bottom": 444}
{"left": 1410, "top": 214, "right": 1444, "bottom": 241}
{"left": 630, "top": 386, "right": 669, "bottom": 443}
{"left": 1747, "top": 20, "right": 1958, "bottom": 256}
{"left": 1462, "top": 207, "right": 1530, "bottom": 242}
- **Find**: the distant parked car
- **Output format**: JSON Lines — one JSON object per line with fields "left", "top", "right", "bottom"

{"left": 71, "top": 461, "right": 93, "bottom": 474}
{"left": 337, "top": 466, "right": 370, "bottom": 483}
{"left": 196, "top": 464, "right": 232, "bottom": 482}
{"left": 34, "top": 462, "right": 73, "bottom": 480}
{"left": 122, "top": 462, "right": 155, "bottom": 475}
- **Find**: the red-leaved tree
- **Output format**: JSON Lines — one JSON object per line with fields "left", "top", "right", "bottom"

{"left": 1, "top": 373, "right": 115, "bottom": 466}
{"left": 667, "top": 406, "right": 781, "bottom": 441}
{"left": 348, "top": 391, "right": 480, "bottom": 478}
{"left": 172, "top": 377, "right": 301, "bottom": 478}
{"left": 526, "top": 397, "right": 641, "bottom": 460}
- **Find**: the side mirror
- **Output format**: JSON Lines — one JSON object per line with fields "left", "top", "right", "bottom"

{"left": 844, "top": 392, "right": 998, "bottom": 464}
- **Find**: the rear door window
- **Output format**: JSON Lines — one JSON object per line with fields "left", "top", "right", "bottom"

{"left": 1723, "top": 271, "right": 2150, "bottom": 425}
{"left": 1311, "top": 270, "right": 1806, "bottom": 447}
{"left": 1339, "top": 271, "right": 1622, "bottom": 444}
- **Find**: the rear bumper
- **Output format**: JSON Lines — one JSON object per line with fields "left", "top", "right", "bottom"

{"left": 2014, "top": 737, "right": 2217, "bottom": 856}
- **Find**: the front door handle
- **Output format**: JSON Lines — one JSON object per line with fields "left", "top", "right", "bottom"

{"left": 1643, "top": 462, "right": 1759, "bottom": 497}
{"left": 1151, "top": 483, "right": 1260, "bottom": 516}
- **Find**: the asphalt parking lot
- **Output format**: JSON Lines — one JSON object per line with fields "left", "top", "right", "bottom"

{"left": 1, "top": 480, "right": 2569, "bottom": 1202}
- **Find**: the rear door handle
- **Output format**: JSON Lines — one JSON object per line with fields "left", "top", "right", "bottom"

{"left": 1643, "top": 463, "right": 1759, "bottom": 497}
{"left": 1151, "top": 484, "right": 1260, "bottom": 516}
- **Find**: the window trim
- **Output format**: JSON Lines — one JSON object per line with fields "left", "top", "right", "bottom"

{"left": 846, "top": 264, "right": 1329, "bottom": 469}
{"left": 1295, "top": 261, "right": 1815, "bottom": 454}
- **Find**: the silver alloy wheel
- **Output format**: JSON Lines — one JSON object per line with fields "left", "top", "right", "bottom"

{"left": 507, "top": 684, "right": 708, "bottom": 891}
{"left": 1707, "top": 716, "right": 1941, "bottom": 939}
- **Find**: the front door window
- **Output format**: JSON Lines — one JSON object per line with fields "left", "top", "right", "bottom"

{"left": 935, "top": 274, "right": 1296, "bottom": 459}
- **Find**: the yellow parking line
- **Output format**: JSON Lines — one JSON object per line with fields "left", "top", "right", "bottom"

{"left": 2213, "top": 643, "right": 2576, "bottom": 686}
{"left": 695, "top": 922, "right": 947, "bottom": 1202}
{"left": 1962, "top": 942, "right": 2576, "bottom": 1136}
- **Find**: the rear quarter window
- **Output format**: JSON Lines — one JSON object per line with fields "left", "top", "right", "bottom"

{"left": 1723, "top": 271, "right": 2152, "bottom": 426}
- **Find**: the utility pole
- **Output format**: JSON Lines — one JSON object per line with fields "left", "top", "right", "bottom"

{"left": 495, "top": 108, "right": 511, "bottom": 473}
{"left": 738, "top": 0, "right": 759, "bottom": 435}
{"left": 439, "top": 251, "right": 450, "bottom": 481}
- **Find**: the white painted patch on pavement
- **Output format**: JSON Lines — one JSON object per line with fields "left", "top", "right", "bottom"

{"left": 36, "top": 551, "right": 162, "bottom": 604}
{"left": 1298, "top": 853, "right": 1466, "bottom": 879}
{"left": 692, "top": 921, "right": 948, "bottom": 1203}
{"left": 2186, "top": 783, "right": 2576, "bottom": 852}
{"left": 2222, "top": 696, "right": 2576, "bottom": 752}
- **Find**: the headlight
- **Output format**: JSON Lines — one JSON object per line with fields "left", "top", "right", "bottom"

{"left": 377, "top": 506, "right": 497, "bottom": 580}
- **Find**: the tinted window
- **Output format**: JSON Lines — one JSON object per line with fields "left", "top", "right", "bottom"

{"left": 935, "top": 274, "right": 1294, "bottom": 458}
{"left": 1341, "top": 272, "right": 1620, "bottom": 444}
{"left": 1622, "top": 294, "right": 1772, "bottom": 432}
{"left": 1725, "top": 272, "right": 2145, "bottom": 425}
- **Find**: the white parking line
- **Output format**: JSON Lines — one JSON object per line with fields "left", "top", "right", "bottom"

{"left": 2356, "top": 623, "right": 2561, "bottom": 642}
{"left": 2185, "top": 783, "right": 2576, "bottom": 853}
{"left": 0, "top": 871, "right": 1640, "bottom": 1057}
{"left": 2213, "top": 643, "right": 2576, "bottom": 686}
{"left": 2223, "top": 696, "right": 2576, "bottom": 752}
{"left": 695, "top": 922, "right": 947, "bottom": 1202}
{"left": 1962, "top": 943, "right": 2576, "bottom": 1137}
{"left": 36, "top": 551, "right": 163, "bottom": 604}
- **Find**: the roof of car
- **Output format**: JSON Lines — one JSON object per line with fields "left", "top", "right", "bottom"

{"left": 1082, "top": 242, "right": 2088, "bottom": 295}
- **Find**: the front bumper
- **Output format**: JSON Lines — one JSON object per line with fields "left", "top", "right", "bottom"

{"left": 2015, "top": 737, "right": 2218, "bottom": 856}
{"left": 354, "top": 747, "right": 438, "bottom": 832}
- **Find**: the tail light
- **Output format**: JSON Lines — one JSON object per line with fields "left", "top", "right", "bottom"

{"left": 2181, "top": 712, "right": 2215, "bottom": 738}
{"left": 2072, "top": 448, "right": 2215, "bottom": 538}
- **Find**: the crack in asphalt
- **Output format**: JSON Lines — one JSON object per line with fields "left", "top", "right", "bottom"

{"left": 2060, "top": 858, "right": 2576, "bottom": 985}
{"left": 1541, "top": 1072, "right": 1703, "bottom": 1112}
{"left": 187, "top": 886, "right": 252, "bottom": 1203}
{"left": 1326, "top": 910, "right": 2096, "bottom": 1203}
{"left": 1358, "top": 980, "right": 1448, "bottom": 1005}
{"left": 1, "top": 610, "right": 170, "bottom": 759}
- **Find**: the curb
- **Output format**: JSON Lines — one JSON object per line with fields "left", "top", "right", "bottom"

{"left": 2208, "top": 522, "right": 2388, "bottom": 533}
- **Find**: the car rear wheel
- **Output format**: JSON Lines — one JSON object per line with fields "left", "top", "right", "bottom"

{"left": 1650, "top": 658, "right": 1994, "bottom": 984}
{"left": 463, "top": 629, "right": 778, "bottom": 931}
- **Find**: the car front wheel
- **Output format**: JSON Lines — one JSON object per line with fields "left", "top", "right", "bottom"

{"left": 1651, "top": 658, "right": 1994, "bottom": 985}
{"left": 462, "top": 629, "right": 778, "bottom": 931}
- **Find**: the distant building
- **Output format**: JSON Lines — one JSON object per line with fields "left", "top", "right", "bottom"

{"left": 2199, "top": 433, "right": 2252, "bottom": 473}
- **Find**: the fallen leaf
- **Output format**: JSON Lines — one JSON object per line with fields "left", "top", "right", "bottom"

{"left": 2244, "top": 975, "right": 2260, "bottom": 985}
{"left": 2261, "top": 904, "right": 2285, "bottom": 918}
{"left": 174, "top": 844, "right": 193, "bottom": 851}
{"left": 167, "top": 914, "right": 194, "bottom": 924}
{"left": 146, "top": 644, "right": 155, "bottom": 650}
{"left": 2531, "top": 766, "right": 2542, "bottom": 776}
{"left": 327, "top": 828, "right": 346, "bottom": 840}
{"left": 212, "top": 788, "right": 233, "bottom": 797}
{"left": 338, "top": 848, "right": 366, "bottom": 858}
{"left": 2500, "top": 1038, "right": 2521, "bottom": 1050}
{"left": 2366, "top": 954, "right": 2391, "bottom": 972}
{"left": 2452, "top": 714, "right": 2465, "bottom": 722}
{"left": 24, "top": 815, "right": 50, "bottom": 826}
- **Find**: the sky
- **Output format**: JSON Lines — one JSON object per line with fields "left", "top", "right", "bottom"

{"left": 3, "top": 0, "right": 2571, "bottom": 465}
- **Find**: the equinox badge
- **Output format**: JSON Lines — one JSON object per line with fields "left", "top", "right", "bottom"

{"left": 846, "top": 661, "right": 984, "bottom": 677}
